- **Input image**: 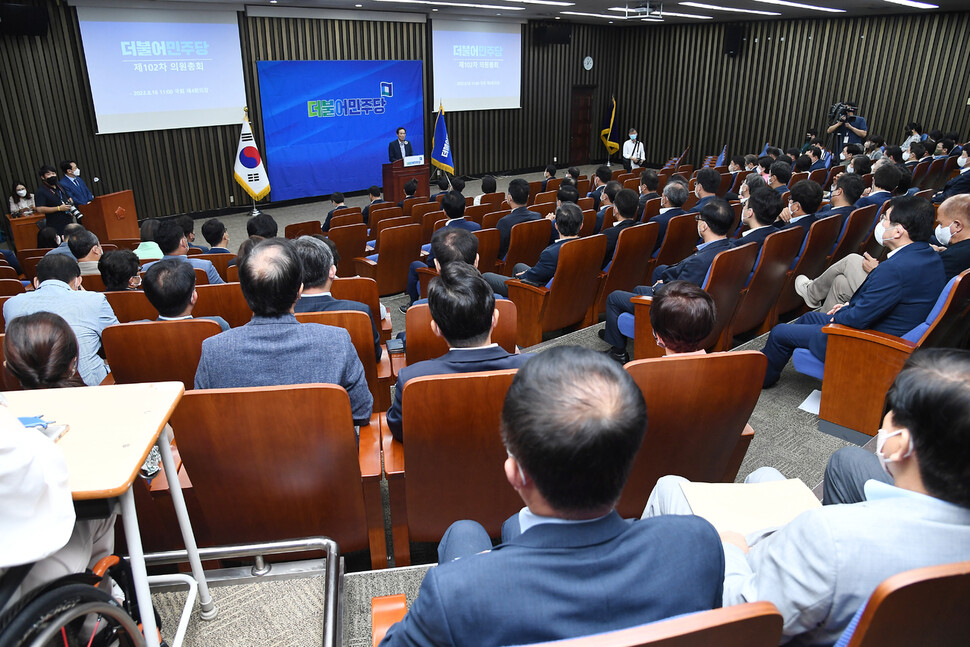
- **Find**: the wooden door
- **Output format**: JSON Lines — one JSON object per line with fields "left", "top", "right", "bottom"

{"left": 569, "top": 86, "right": 594, "bottom": 166}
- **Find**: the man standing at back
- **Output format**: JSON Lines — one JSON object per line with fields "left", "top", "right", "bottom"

{"left": 381, "top": 346, "right": 724, "bottom": 646}
{"left": 194, "top": 238, "right": 373, "bottom": 425}
{"left": 496, "top": 178, "right": 540, "bottom": 260}
{"left": 142, "top": 219, "right": 225, "bottom": 284}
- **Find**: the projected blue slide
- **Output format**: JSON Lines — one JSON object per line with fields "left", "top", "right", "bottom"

{"left": 257, "top": 60, "right": 424, "bottom": 201}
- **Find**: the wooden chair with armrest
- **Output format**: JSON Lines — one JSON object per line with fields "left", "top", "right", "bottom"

{"left": 355, "top": 223, "right": 423, "bottom": 296}
{"left": 102, "top": 319, "right": 223, "bottom": 390}
{"left": 410, "top": 202, "right": 441, "bottom": 226}
{"left": 482, "top": 209, "right": 511, "bottom": 230}
{"left": 16, "top": 248, "right": 53, "bottom": 276}
{"left": 382, "top": 370, "right": 522, "bottom": 566}
{"left": 579, "top": 210, "right": 597, "bottom": 237}
{"left": 226, "top": 265, "right": 238, "bottom": 282}
{"left": 474, "top": 228, "right": 501, "bottom": 274}
{"left": 367, "top": 204, "right": 404, "bottom": 234}
{"left": 791, "top": 269, "right": 970, "bottom": 438}
{"left": 588, "top": 222, "right": 659, "bottom": 321}
{"left": 326, "top": 223, "right": 368, "bottom": 277}
{"left": 728, "top": 227, "right": 804, "bottom": 339}
{"left": 827, "top": 205, "right": 876, "bottom": 265}
{"left": 617, "top": 351, "right": 767, "bottom": 517}
{"left": 479, "top": 192, "right": 505, "bottom": 207}
{"left": 370, "top": 216, "right": 413, "bottom": 253}
{"left": 419, "top": 210, "right": 446, "bottom": 244}
{"left": 770, "top": 215, "right": 843, "bottom": 324}
{"left": 402, "top": 300, "right": 518, "bottom": 366}
{"left": 332, "top": 206, "right": 362, "bottom": 219}
{"left": 195, "top": 253, "right": 231, "bottom": 282}
{"left": 332, "top": 276, "right": 392, "bottom": 343}
{"left": 192, "top": 282, "right": 253, "bottom": 328}
{"left": 652, "top": 215, "right": 699, "bottom": 269}
{"left": 839, "top": 561, "right": 970, "bottom": 647}
{"left": 169, "top": 384, "right": 387, "bottom": 569}
{"left": 533, "top": 190, "right": 557, "bottom": 205}
{"left": 283, "top": 220, "right": 322, "bottom": 239}
{"left": 21, "top": 256, "right": 45, "bottom": 282}
{"left": 627, "top": 243, "right": 759, "bottom": 359}
{"left": 330, "top": 213, "right": 364, "bottom": 229}
{"left": 639, "top": 197, "right": 662, "bottom": 224}
{"left": 402, "top": 196, "right": 425, "bottom": 217}
{"left": 527, "top": 180, "right": 543, "bottom": 204}
{"left": 0, "top": 279, "right": 25, "bottom": 297}
{"left": 186, "top": 247, "right": 203, "bottom": 256}
{"left": 463, "top": 204, "right": 490, "bottom": 226}
{"left": 104, "top": 290, "right": 158, "bottom": 323}
{"left": 295, "top": 310, "right": 392, "bottom": 412}
{"left": 497, "top": 218, "right": 553, "bottom": 276}
{"left": 505, "top": 235, "right": 608, "bottom": 347}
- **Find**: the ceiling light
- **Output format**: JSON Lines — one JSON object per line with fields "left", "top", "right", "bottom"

{"left": 680, "top": 2, "right": 781, "bottom": 15}
{"left": 753, "top": 0, "right": 845, "bottom": 12}
{"left": 374, "top": 0, "right": 526, "bottom": 8}
{"left": 657, "top": 11, "right": 713, "bottom": 18}
{"left": 504, "top": 0, "right": 574, "bottom": 6}
{"left": 882, "top": 0, "right": 939, "bottom": 7}
{"left": 561, "top": 10, "right": 633, "bottom": 19}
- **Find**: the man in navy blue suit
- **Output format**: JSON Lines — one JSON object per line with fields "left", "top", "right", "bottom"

{"left": 767, "top": 159, "right": 792, "bottom": 195}
{"left": 686, "top": 167, "right": 720, "bottom": 214}
{"left": 361, "top": 185, "right": 386, "bottom": 225}
{"left": 601, "top": 199, "right": 735, "bottom": 362}
{"left": 595, "top": 180, "right": 622, "bottom": 233}
{"left": 484, "top": 202, "right": 582, "bottom": 297}
{"left": 601, "top": 189, "right": 640, "bottom": 268}
{"left": 388, "top": 127, "right": 414, "bottom": 162}
{"left": 381, "top": 346, "right": 724, "bottom": 647}
{"left": 496, "top": 178, "right": 541, "bottom": 259}
{"left": 648, "top": 179, "right": 689, "bottom": 253}
{"left": 855, "top": 163, "right": 901, "bottom": 210}
{"left": 808, "top": 146, "right": 827, "bottom": 172}
{"left": 58, "top": 160, "right": 94, "bottom": 205}
{"left": 385, "top": 262, "right": 532, "bottom": 441}
{"left": 588, "top": 165, "right": 612, "bottom": 211}
{"left": 636, "top": 168, "right": 661, "bottom": 219}
{"left": 292, "top": 235, "right": 382, "bottom": 361}
{"left": 933, "top": 149, "right": 970, "bottom": 203}
{"left": 734, "top": 187, "right": 782, "bottom": 250}
{"left": 773, "top": 179, "right": 823, "bottom": 242}
{"left": 761, "top": 196, "right": 946, "bottom": 387}
{"left": 815, "top": 173, "right": 865, "bottom": 227}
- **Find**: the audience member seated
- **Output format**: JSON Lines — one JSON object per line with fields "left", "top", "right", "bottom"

{"left": 648, "top": 179, "right": 689, "bottom": 253}
{"left": 588, "top": 165, "right": 612, "bottom": 211}
{"left": 540, "top": 164, "right": 556, "bottom": 192}
{"left": 323, "top": 192, "right": 346, "bottom": 231}
{"left": 449, "top": 177, "right": 464, "bottom": 196}
{"left": 3, "top": 255, "right": 117, "bottom": 385}
{"left": 201, "top": 217, "right": 231, "bottom": 253}
{"left": 430, "top": 176, "right": 450, "bottom": 202}
{"left": 595, "top": 180, "right": 622, "bottom": 233}
{"left": 177, "top": 215, "right": 208, "bottom": 252}
{"left": 688, "top": 167, "right": 720, "bottom": 214}
{"left": 228, "top": 235, "right": 264, "bottom": 269}
{"left": 808, "top": 146, "right": 827, "bottom": 172}
{"left": 142, "top": 219, "right": 225, "bottom": 284}
{"left": 855, "top": 163, "right": 900, "bottom": 209}
{"left": 636, "top": 168, "right": 661, "bottom": 219}
{"left": 642, "top": 348, "right": 970, "bottom": 646}
{"left": 8, "top": 181, "right": 35, "bottom": 218}
{"left": 738, "top": 172, "right": 767, "bottom": 206}
{"left": 648, "top": 281, "right": 716, "bottom": 356}
{"left": 98, "top": 249, "right": 141, "bottom": 291}
{"left": 601, "top": 188, "right": 639, "bottom": 268}
{"left": 601, "top": 199, "right": 735, "bottom": 363}
{"left": 794, "top": 154, "right": 812, "bottom": 173}
{"left": 556, "top": 183, "right": 579, "bottom": 207}
{"left": 246, "top": 212, "right": 278, "bottom": 238}
{"left": 735, "top": 187, "right": 782, "bottom": 249}
{"left": 45, "top": 223, "right": 84, "bottom": 258}
{"left": 398, "top": 178, "right": 418, "bottom": 207}
{"left": 194, "top": 238, "right": 372, "bottom": 425}
{"left": 142, "top": 259, "right": 229, "bottom": 331}
{"left": 848, "top": 153, "right": 872, "bottom": 177}
{"left": 292, "top": 235, "right": 381, "bottom": 360}
{"left": 815, "top": 173, "right": 865, "bottom": 225}
{"left": 496, "top": 178, "right": 541, "bottom": 260}
{"left": 67, "top": 229, "right": 103, "bottom": 275}
{"left": 762, "top": 196, "right": 945, "bottom": 387}
{"left": 0, "top": 313, "right": 114, "bottom": 605}
{"left": 767, "top": 160, "right": 792, "bottom": 195}
{"left": 134, "top": 218, "right": 163, "bottom": 261}
{"left": 933, "top": 148, "right": 970, "bottom": 203}
{"left": 773, "top": 179, "right": 823, "bottom": 241}
{"left": 362, "top": 185, "right": 386, "bottom": 225}
{"left": 36, "top": 226, "right": 60, "bottom": 250}
{"left": 932, "top": 194, "right": 970, "bottom": 278}
{"left": 381, "top": 346, "right": 725, "bottom": 647}
{"left": 485, "top": 202, "right": 583, "bottom": 298}
{"left": 404, "top": 191, "right": 481, "bottom": 307}
{"left": 385, "top": 262, "right": 531, "bottom": 442}
{"left": 473, "top": 175, "right": 497, "bottom": 206}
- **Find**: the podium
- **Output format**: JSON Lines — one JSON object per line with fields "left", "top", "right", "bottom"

{"left": 383, "top": 159, "right": 429, "bottom": 204}
{"left": 9, "top": 214, "right": 46, "bottom": 253}
{"left": 79, "top": 190, "right": 139, "bottom": 244}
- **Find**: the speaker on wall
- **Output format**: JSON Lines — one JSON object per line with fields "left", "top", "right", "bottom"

{"left": 0, "top": 4, "right": 49, "bottom": 37}
{"left": 533, "top": 21, "right": 571, "bottom": 46}
{"left": 723, "top": 24, "right": 745, "bottom": 58}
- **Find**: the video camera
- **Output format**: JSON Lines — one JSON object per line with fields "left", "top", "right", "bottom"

{"left": 828, "top": 102, "right": 858, "bottom": 123}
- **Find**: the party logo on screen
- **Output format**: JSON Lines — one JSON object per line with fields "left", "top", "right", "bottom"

{"left": 380, "top": 82, "right": 393, "bottom": 98}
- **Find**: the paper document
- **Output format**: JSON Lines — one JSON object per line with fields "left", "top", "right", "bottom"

{"left": 679, "top": 479, "right": 822, "bottom": 536}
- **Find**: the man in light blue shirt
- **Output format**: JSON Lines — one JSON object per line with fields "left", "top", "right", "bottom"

{"left": 3, "top": 254, "right": 118, "bottom": 385}
{"left": 141, "top": 219, "right": 224, "bottom": 285}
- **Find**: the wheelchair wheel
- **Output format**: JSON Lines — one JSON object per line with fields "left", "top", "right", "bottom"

{"left": 0, "top": 582, "right": 143, "bottom": 647}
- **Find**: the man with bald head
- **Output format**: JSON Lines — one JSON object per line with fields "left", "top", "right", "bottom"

{"left": 194, "top": 238, "right": 372, "bottom": 425}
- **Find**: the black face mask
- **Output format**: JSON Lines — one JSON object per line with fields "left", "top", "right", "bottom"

{"left": 44, "top": 176, "right": 58, "bottom": 186}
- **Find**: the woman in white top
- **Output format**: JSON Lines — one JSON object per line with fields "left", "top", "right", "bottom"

{"left": 900, "top": 121, "right": 923, "bottom": 151}
{"left": 8, "top": 182, "right": 35, "bottom": 218}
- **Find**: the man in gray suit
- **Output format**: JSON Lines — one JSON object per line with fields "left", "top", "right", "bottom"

{"left": 642, "top": 348, "right": 970, "bottom": 646}
{"left": 194, "top": 238, "right": 373, "bottom": 425}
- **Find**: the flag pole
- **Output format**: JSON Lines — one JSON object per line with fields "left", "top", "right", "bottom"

{"left": 243, "top": 107, "right": 262, "bottom": 217}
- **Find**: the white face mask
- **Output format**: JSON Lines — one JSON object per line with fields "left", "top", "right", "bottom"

{"left": 16, "top": 189, "right": 27, "bottom": 197}
{"left": 959, "top": 155, "right": 969, "bottom": 169}
{"left": 840, "top": 152, "right": 848, "bottom": 161}
{"left": 875, "top": 427, "right": 913, "bottom": 477}
{"left": 72, "top": 168, "right": 80, "bottom": 177}
{"left": 874, "top": 220, "right": 896, "bottom": 247}
{"left": 846, "top": 165, "right": 854, "bottom": 174}
{"left": 935, "top": 223, "right": 953, "bottom": 246}
{"left": 903, "top": 151, "right": 911, "bottom": 161}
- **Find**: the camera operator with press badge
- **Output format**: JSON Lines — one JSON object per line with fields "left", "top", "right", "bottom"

{"left": 33, "top": 165, "right": 82, "bottom": 235}
{"left": 826, "top": 101, "right": 868, "bottom": 149}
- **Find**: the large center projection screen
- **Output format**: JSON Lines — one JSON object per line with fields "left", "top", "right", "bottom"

{"left": 431, "top": 20, "right": 522, "bottom": 112}
{"left": 76, "top": 7, "right": 246, "bottom": 134}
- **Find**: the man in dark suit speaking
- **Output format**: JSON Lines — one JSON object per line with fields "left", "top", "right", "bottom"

{"left": 388, "top": 126, "right": 414, "bottom": 162}
{"left": 381, "top": 345, "right": 725, "bottom": 647}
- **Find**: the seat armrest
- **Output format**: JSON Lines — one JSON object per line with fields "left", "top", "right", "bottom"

{"left": 372, "top": 594, "right": 408, "bottom": 647}
{"left": 358, "top": 414, "right": 383, "bottom": 480}
{"left": 821, "top": 324, "right": 918, "bottom": 353}
{"left": 379, "top": 413, "right": 405, "bottom": 476}
{"left": 355, "top": 257, "right": 378, "bottom": 279}
{"left": 632, "top": 295, "right": 665, "bottom": 360}
{"left": 506, "top": 279, "right": 550, "bottom": 347}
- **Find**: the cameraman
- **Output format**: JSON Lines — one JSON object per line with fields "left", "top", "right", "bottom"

{"left": 33, "top": 165, "right": 79, "bottom": 235}
{"left": 826, "top": 101, "right": 869, "bottom": 149}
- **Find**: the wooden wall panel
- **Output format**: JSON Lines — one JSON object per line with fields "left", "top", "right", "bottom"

{"left": 1, "top": 3, "right": 968, "bottom": 220}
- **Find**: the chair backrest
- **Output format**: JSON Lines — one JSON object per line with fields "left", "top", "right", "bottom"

{"left": 326, "top": 223, "right": 368, "bottom": 277}
{"left": 479, "top": 192, "right": 505, "bottom": 206}
{"left": 404, "top": 300, "right": 518, "bottom": 365}
{"left": 474, "top": 228, "right": 501, "bottom": 274}
{"left": 825, "top": 165, "right": 846, "bottom": 190}
{"left": 639, "top": 197, "right": 662, "bottom": 223}
{"left": 789, "top": 171, "right": 809, "bottom": 186}
{"left": 540, "top": 235, "right": 608, "bottom": 332}
{"left": 503, "top": 218, "right": 553, "bottom": 273}
{"left": 226, "top": 265, "right": 239, "bottom": 282}
{"left": 401, "top": 196, "right": 425, "bottom": 217}
{"left": 186, "top": 247, "right": 203, "bottom": 256}
{"left": 654, "top": 215, "right": 698, "bottom": 267}
{"left": 602, "top": 223, "right": 660, "bottom": 298}
{"left": 623, "top": 177, "right": 640, "bottom": 191}
{"left": 294, "top": 310, "right": 384, "bottom": 413}
{"left": 482, "top": 209, "right": 511, "bottom": 230}
{"left": 367, "top": 223, "right": 423, "bottom": 295}
{"left": 373, "top": 216, "right": 413, "bottom": 251}
{"left": 730, "top": 227, "right": 804, "bottom": 337}
{"left": 730, "top": 170, "right": 752, "bottom": 194}
{"left": 807, "top": 168, "right": 828, "bottom": 186}
{"left": 331, "top": 276, "right": 384, "bottom": 331}
{"left": 192, "top": 282, "right": 253, "bottom": 327}
{"left": 698, "top": 242, "right": 759, "bottom": 350}
{"left": 102, "top": 319, "right": 223, "bottom": 389}
{"left": 521, "top": 602, "right": 783, "bottom": 647}
{"left": 104, "top": 290, "right": 158, "bottom": 323}
{"left": 16, "top": 248, "right": 53, "bottom": 273}
{"left": 830, "top": 204, "right": 876, "bottom": 264}
{"left": 534, "top": 190, "right": 557, "bottom": 205}
{"left": 169, "top": 385, "right": 373, "bottom": 553}
{"left": 420, "top": 210, "right": 446, "bottom": 244}
{"left": 910, "top": 159, "right": 932, "bottom": 185}
{"left": 80, "top": 273, "right": 107, "bottom": 291}
{"left": 845, "top": 561, "right": 970, "bottom": 647}
{"left": 0, "top": 279, "right": 25, "bottom": 297}
{"left": 618, "top": 351, "right": 767, "bottom": 517}
{"left": 533, "top": 202, "right": 556, "bottom": 217}
{"left": 283, "top": 220, "right": 322, "bottom": 239}
{"left": 907, "top": 269, "right": 970, "bottom": 347}
{"left": 109, "top": 238, "right": 141, "bottom": 251}
{"left": 195, "top": 253, "right": 231, "bottom": 282}
{"left": 527, "top": 180, "right": 543, "bottom": 204}
{"left": 577, "top": 179, "right": 591, "bottom": 196}
{"left": 21, "top": 256, "right": 45, "bottom": 282}
{"left": 577, "top": 195, "right": 593, "bottom": 210}
{"left": 410, "top": 202, "right": 441, "bottom": 226}
{"left": 330, "top": 213, "right": 363, "bottom": 229}
{"left": 464, "top": 204, "right": 490, "bottom": 225}
{"left": 396, "top": 370, "right": 522, "bottom": 542}
{"left": 332, "top": 206, "right": 362, "bottom": 219}
{"left": 579, "top": 209, "right": 598, "bottom": 237}
{"left": 368, "top": 204, "right": 404, "bottom": 233}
